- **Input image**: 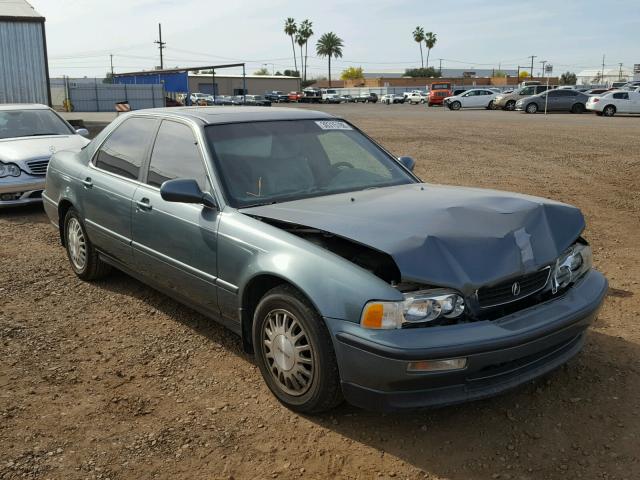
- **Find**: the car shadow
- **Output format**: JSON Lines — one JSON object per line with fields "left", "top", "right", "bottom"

{"left": 0, "top": 204, "right": 49, "bottom": 223}
{"left": 91, "top": 269, "right": 638, "bottom": 478}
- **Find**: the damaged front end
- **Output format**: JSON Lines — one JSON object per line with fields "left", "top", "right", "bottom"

{"left": 250, "top": 215, "right": 593, "bottom": 330}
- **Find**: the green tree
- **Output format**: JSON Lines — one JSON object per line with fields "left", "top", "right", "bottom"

{"left": 341, "top": 66, "right": 364, "bottom": 80}
{"left": 412, "top": 26, "right": 425, "bottom": 68}
{"left": 424, "top": 32, "right": 437, "bottom": 68}
{"left": 254, "top": 67, "right": 269, "bottom": 75}
{"left": 299, "top": 19, "right": 313, "bottom": 83}
{"left": 493, "top": 70, "right": 507, "bottom": 78}
{"left": 283, "top": 69, "right": 300, "bottom": 77}
{"left": 316, "top": 32, "right": 344, "bottom": 87}
{"left": 519, "top": 70, "right": 530, "bottom": 79}
{"left": 560, "top": 71, "right": 577, "bottom": 85}
{"left": 404, "top": 67, "right": 441, "bottom": 78}
{"left": 284, "top": 18, "right": 298, "bottom": 76}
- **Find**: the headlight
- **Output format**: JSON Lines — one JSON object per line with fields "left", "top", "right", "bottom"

{"left": 552, "top": 242, "right": 592, "bottom": 293}
{"left": 0, "top": 162, "right": 22, "bottom": 178}
{"left": 495, "top": 96, "right": 503, "bottom": 101}
{"left": 360, "top": 289, "right": 465, "bottom": 329}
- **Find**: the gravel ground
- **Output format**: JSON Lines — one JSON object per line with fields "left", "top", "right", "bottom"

{"left": 1, "top": 104, "right": 639, "bottom": 480}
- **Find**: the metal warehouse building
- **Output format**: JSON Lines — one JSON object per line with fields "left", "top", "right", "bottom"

{"left": 114, "top": 67, "right": 300, "bottom": 96}
{"left": 0, "top": 0, "right": 51, "bottom": 105}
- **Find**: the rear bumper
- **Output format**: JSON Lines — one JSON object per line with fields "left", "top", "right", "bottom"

{"left": 325, "top": 270, "right": 607, "bottom": 411}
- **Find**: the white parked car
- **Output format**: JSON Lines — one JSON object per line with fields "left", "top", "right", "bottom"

{"left": 0, "top": 104, "right": 89, "bottom": 207}
{"left": 586, "top": 90, "right": 640, "bottom": 116}
{"left": 404, "top": 91, "right": 427, "bottom": 104}
{"left": 443, "top": 89, "right": 499, "bottom": 110}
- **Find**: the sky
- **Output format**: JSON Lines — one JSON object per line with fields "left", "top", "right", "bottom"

{"left": 35, "top": 0, "right": 640, "bottom": 79}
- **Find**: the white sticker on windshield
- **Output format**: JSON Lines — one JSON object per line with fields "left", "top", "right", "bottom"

{"left": 315, "top": 120, "right": 353, "bottom": 130}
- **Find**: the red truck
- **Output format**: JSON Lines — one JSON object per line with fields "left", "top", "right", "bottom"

{"left": 428, "top": 82, "right": 453, "bottom": 106}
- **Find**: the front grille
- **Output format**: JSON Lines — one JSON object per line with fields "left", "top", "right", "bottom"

{"left": 477, "top": 267, "right": 551, "bottom": 309}
{"left": 26, "top": 158, "right": 49, "bottom": 175}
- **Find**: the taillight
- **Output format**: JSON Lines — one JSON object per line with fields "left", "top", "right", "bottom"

{"left": 593, "top": 98, "right": 599, "bottom": 102}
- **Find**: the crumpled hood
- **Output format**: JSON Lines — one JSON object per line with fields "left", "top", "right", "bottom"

{"left": 0, "top": 135, "right": 88, "bottom": 164}
{"left": 242, "top": 183, "right": 585, "bottom": 293}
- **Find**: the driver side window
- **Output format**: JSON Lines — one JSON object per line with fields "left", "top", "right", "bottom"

{"left": 147, "top": 120, "right": 209, "bottom": 191}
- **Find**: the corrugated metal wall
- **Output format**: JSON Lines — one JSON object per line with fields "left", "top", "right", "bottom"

{"left": 0, "top": 21, "right": 49, "bottom": 104}
{"left": 68, "top": 84, "right": 165, "bottom": 112}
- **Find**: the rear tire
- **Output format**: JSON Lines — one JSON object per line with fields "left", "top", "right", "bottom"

{"left": 449, "top": 101, "right": 461, "bottom": 111}
{"left": 252, "top": 285, "right": 343, "bottom": 414}
{"left": 63, "top": 208, "right": 111, "bottom": 280}
{"left": 487, "top": 100, "right": 495, "bottom": 110}
{"left": 525, "top": 103, "right": 538, "bottom": 114}
{"left": 603, "top": 105, "right": 616, "bottom": 117}
{"left": 571, "top": 103, "right": 585, "bottom": 114}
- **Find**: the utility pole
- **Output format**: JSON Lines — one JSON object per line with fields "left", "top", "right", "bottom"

{"left": 600, "top": 54, "right": 605, "bottom": 85}
{"left": 110, "top": 54, "right": 114, "bottom": 77}
{"left": 528, "top": 55, "right": 537, "bottom": 78}
{"left": 154, "top": 23, "right": 166, "bottom": 70}
{"left": 540, "top": 60, "right": 547, "bottom": 78}
{"left": 438, "top": 58, "right": 442, "bottom": 75}
{"left": 619, "top": 63, "right": 623, "bottom": 80}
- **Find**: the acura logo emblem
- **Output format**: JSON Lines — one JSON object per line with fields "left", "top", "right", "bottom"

{"left": 512, "top": 282, "right": 521, "bottom": 296}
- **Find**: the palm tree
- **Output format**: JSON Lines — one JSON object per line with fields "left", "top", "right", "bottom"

{"left": 316, "top": 32, "right": 344, "bottom": 87}
{"left": 424, "top": 32, "right": 437, "bottom": 69}
{"left": 296, "top": 33, "right": 305, "bottom": 82}
{"left": 299, "top": 19, "right": 313, "bottom": 83}
{"left": 284, "top": 18, "right": 298, "bottom": 76}
{"left": 412, "top": 26, "right": 425, "bottom": 68}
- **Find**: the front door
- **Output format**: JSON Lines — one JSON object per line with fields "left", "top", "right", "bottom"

{"left": 82, "top": 116, "right": 159, "bottom": 263}
{"left": 131, "top": 119, "right": 220, "bottom": 316}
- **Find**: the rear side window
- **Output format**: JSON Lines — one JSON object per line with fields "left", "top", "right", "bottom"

{"left": 147, "top": 120, "right": 209, "bottom": 191}
{"left": 95, "top": 117, "right": 157, "bottom": 180}
{"left": 613, "top": 92, "right": 629, "bottom": 100}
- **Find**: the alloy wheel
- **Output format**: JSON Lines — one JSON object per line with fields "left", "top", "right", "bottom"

{"left": 262, "top": 309, "right": 314, "bottom": 396}
{"left": 67, "top": 217, "right": 87, "bottom": 271}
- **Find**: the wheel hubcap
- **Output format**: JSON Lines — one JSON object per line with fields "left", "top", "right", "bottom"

{"left": 263, "top": 309, "right": 314, "bottom": 396}
{"left": 67, "top": 217, "right": 87, "bottom": 270}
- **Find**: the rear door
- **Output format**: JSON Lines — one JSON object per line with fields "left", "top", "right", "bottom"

{"left": 630, "top": 92, "right": 640, "bottom": 113}
{"left": 132, "top": 119, "right": 221, "bottom": 316}
{"left": 83, "top": 116, "right": 159, "bottom": 263}
{"left": 612, "top": 91, "right": 631, "bottom": 112}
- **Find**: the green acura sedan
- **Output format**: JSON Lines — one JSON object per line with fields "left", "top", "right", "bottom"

{"left": 43, "top": 107, "right": 607, "bottom": 412}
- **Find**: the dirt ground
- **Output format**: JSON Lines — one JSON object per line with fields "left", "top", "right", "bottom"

{"left": 1, "top": 104, "right": 639, "bottom": 480}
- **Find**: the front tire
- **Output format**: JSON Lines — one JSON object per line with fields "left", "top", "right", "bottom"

{"left": 525, "top": 103, "right": 538, "bottom": 114}
{"left": 64, "top": 208, "right": 111, "bottom": 280}
{"left": 252, "top": 285, "right": 343, "bottom": 413}
{"left": 603, "top": 105, "right": 616, "bottom": 117}
{"left": 505, "top": 100, "right": 516, "bottom": 111}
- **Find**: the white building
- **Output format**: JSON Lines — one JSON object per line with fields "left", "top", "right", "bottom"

{"left": 576, "top": 67, "right": 634, "bottom": 86}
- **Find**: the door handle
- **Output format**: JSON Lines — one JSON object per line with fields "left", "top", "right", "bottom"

{"left": 81, "top": 177, "right": 93, "bottom": 188}
{"left": 136, "top": 198, "right": 153, "bottom": 211}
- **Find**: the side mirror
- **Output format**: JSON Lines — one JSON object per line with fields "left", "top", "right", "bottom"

{"left": 75, "top": 128, "right": 89, "bottom": 137}
{"left": 160, "top": 179, "right": 218, "bottom": 209}
{"left": 397, "top": 156, "right": 416, "bottom": 172}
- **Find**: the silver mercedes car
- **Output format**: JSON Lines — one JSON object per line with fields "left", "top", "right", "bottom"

{"left": 0, "top": 104, "right": 89, "bottom": 207}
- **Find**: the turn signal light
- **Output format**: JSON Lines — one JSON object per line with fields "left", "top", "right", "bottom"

{"left": 407, "top": 358, "right": 467, "bottom": 373}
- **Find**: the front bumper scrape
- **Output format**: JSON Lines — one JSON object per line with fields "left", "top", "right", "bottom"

{"left": 325, "top": 270, "right": 608, "bottom": 411}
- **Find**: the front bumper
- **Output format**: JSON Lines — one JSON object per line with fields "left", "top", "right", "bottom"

{"left": 0, "top": 176, "right": 45, "bottom": 207}
{"left": 326, "top": 270, "right": 607, "bottom": 411}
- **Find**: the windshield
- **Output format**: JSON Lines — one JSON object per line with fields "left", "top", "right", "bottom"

{"left": 0, "top": 109, "right": 73, "bottom": 140}
{"left": 205, "top": 120, "right": 416, "bottom": 208}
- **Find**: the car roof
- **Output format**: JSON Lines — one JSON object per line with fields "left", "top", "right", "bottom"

{"left": 0, "top": 103, "right": 50, "bottom": 111}
{"left": 133, "top": 106, "right": 335, "bottom": 125}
